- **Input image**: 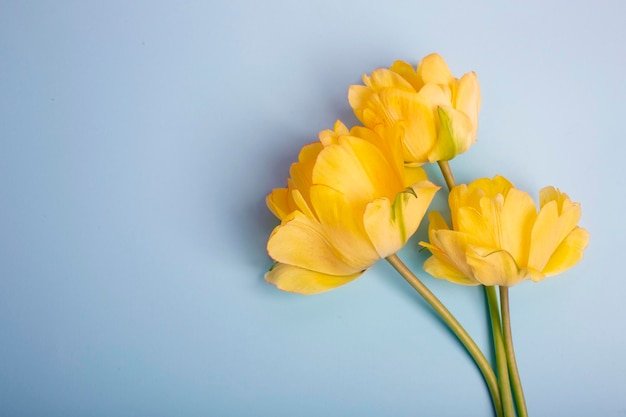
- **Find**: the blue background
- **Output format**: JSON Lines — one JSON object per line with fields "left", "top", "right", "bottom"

{"left": 1, "top": 1, "right": 624, "bottom": 416}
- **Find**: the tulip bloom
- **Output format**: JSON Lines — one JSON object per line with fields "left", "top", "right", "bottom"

{"left": 266, "top": 122, "right": 439, "bottom": 294}
{"left": 349, "top": 53, "right": 481, "bottom": 164}
{"left": 420, "top": 176, "right": 589, "bottom": 287}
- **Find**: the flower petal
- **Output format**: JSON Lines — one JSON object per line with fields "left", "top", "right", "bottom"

{"left": 418, "top": 83, "right": 451, "bottom": 109}
{"left": 417, "top": 53, "right": 454, "bottom": 85}
{"left": 402, "top": 164, "right": 429, "bottom": 187}
{"left": 428, "top": 229, "right": 478, "bottom": 279}
{"left": 422, "top": 255, "right": 478, "bottom": 285}
{"left": 367, "top": 68, "right": 415, "bottom": 91}
{"left": 348, "top": 85, "right": 390, "bottom": 129}
{"left": 267, "top": 211, "right": 361, "bottom": 275}
{"left": 455, "top": 71, "right": 481, "bottom": 136}
{"left": 313, "top": 137, "right": 402, "bottom": 204}
{"left": 456, "top": 206, "right": 496, "bottom": 248}
{"left": 429, "top": 106, "right": 474, "bottom": 161}
{"left": 309, "top": 184, "right": 380, "bottom": 269}
{"left": 363, "top": 181, "right": 439, "bottom": 258}
{"left": 291, "top": 188, "right": 315, "bottom": 219}
{"left": 528, "top": 193, "right": 581, "bottom": 273}
{"left": 420, "top": 212, "right": 476, "bottom": 285}
{"left": 466, "top": 247, "right": 529, "bottom": 287}
{"left": 543, "top": 227, "right": 590, "bottom": 276}
{"left": 377, "top": 89, "right": 437, "bottom": 162}
{"left": 265, "top": 263, "right": 363, "bottom": 295}
{"left": 318, "top": 120, "right": 350, "bottom": 146}
{"left": 467, "top": 176, "right": 514, "bottom": 199}
{"left": 427, "top": 210, "right": 450, "bottom": 233}
{"left": 289, "top": 142, "right": 323, "bottom": 205}
{"left": 539, "top": 187, "right": 582, "bottom": 244}
{"left": 500, "top": 188, "right": 537, "bottom": 266}
{"left": 390, "top": 60, "right": 423, "bottom": 91}
{"left": 266, "top": 188, "right": 291, "bottom": 220}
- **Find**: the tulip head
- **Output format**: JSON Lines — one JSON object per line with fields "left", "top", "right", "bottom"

{"left": 266, "top": 121, "right": 439, "bottom": 294}
{"left": 349, "top": 53, "right": 481, "bottom": 165}
{"left": 420, "top": 176, "right": 589, "bottom": 287}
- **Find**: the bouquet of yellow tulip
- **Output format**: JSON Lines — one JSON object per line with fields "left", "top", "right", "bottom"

{"left": 264, "top": 53, "right": 589, "bottom": 417}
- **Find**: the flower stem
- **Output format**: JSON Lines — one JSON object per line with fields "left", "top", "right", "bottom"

{"left": 485, "top": 286, "right": 515, "bottom": 417}
{"left": 385, "top": 254, "right": 503, "bottom": 417}
{"left": 437, "top": 160, "right": 457, "bottom": 190}
{"left": 500, "top": 286, "right": 528, "bottom": 417}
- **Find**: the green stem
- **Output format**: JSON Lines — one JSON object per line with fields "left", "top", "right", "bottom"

{"left": 437, "top": 160, "right": 457, "bottom": 190}
{"left": 485, "top": 286, "right": 515, "bottom": 417}
{"left": 500, "top": 286, "right": 528, "bottom": 417}
{"left": 386, "top": 254, "right": 503, "bottom": 417}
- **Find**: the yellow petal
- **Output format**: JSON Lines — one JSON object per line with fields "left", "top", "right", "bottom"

{"left": 455, "top": 206, "right": 496, "bottom": 248}
{"left": 528, "top": 194, "right": 581, "bottom": 272}
{"left": 309, "top": 184, "right": 380, "bottom": 269}
{"left": 527, "top": 268, "right": 546, "bottom": 282}
{"left": 428, "top": 106, "right": 473, "bottom": 161}
{"left": 318, "top": 120, "right": 350, "bottom": 146}
{"left": 333, "top": 120, "right": 350, "bottom": 136}
{"left": 265, "top": 263, "right": 363, "bottom": 295}
{"left": 465, "top": 247, "right": 528, "bottom": 287}
{"left": 417, "top": 53, "right": 454, "bottom": 85}
{"left": 420, "top": 212, "right": 475, "bottom": 284}
{"left": 377, "top": 89, "right": 437, "bottom": 163}
{"left": 427, "top": 210, "right": 450, "bottom": 234}
{"left": 266, "top": 188, "right": 291, "bottom": 220}
{"left": 267, "top": 179, "right": 300, "bottom": 220}
{"left": 363, "top": 181, "right": 439, "bottom": 257}
{"left": 449, "top": 179, "right": 512, "bottom": 229}
{"left": 291, "top": 188, "right": 315, "bottom": 219}
{"left": 455, "top": 71, "right": 481, "bottom": 136}
{"left": 448, "top": 183, "right": 468, "bottom": 230}
{"left": 478, "top": 193, "right": 505, "bottom": 247}
{"left": 289, "top": 142, "right": 323, "bottom": 205}
{"left": 543, "top": 227, "right": 590, "bottom": 276}
{"left": 356, "top": 124, "right": 424, "bottom": 185}
{"left": 428, "top": 229, "right": 477, "bottom": 279}
{"left": 402, "top": 164, "right": 429, "bottom": 187}
{"left": 267, "top": 211, "right": 361, "bottom": 275}
{"left": 368, "top": 68, "right": 415, "bottom": 92}
{"left": 348, "top": 85, "right": 383, "bottom": 127}
{"left": 422, "top": 255, "right": 478, "bottom": 285}
{"left": 313, "top": 137, "right": 402, "bottom": 204}
{"left": 539, "top": 186, "right": 564, "bottom": 209}
{"left": 539, "top": 188, "right": 582, "bottom": 246}
{"left": 527, "top": 200, "right": 559, "bottom": 271}
{"left": 390, "top": 60, "right": 423, "bottom": 91}
{"left": 350, "top": 125, "right": 403, "bottom": 181}
{"left": 500, "top": 188, "right": 537, "bottom": 266}
{"left": 418, "top": 83, "right": 451, "bottom": 109}
{"left": 468, "top": 176, "right": 514, "bottom": 199}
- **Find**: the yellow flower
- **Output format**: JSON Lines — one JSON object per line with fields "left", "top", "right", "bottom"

{"left": 266, "top": 121, "right": 440, "bottom": 294}
{"left": 348, "top": 53, "right": 481, "bottom": 164}
{"left": 420, "top": 176, "right": 589, "bottom": 287}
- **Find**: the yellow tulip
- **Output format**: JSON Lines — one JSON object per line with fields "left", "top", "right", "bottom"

{"left": 266, "top": 121, "right": 440, "bottom": 294}
{"left": 420, "top": 176, "right": 589, "bottom": 287}
{"left": 348, "top": 53, "right": 481, "bottom": 164}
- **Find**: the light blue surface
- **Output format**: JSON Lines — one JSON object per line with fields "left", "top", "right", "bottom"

{"left": 1, "top": 1, "right": 624, "bottom": 416}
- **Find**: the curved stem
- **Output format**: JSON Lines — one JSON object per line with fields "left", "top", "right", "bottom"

{"left": 485, "top": 286, "right": 515, "bottom": 417}
{"left": 500, "top": 286, "right": 528, "bottom": 417}
{"left": 386, "top": 254, "right": 503, "bottom": 417}
{"left": 437, "top": 160, "right": 457, "bottom": 190}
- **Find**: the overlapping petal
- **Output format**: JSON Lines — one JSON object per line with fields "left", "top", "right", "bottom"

{"left": 265, "top": 263, "right": 364, "bottom": 295}
{"left": 349, "top": 53, "right": 481, "bottom": 164}
{"left": 266, "top": 122, "right": 439, "bottom": 294}
{"left": 363, "top": 181, "right": 439, "bottom": 258}
{"left": 420, "top": 176, "right": 588, "bottom": 287}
